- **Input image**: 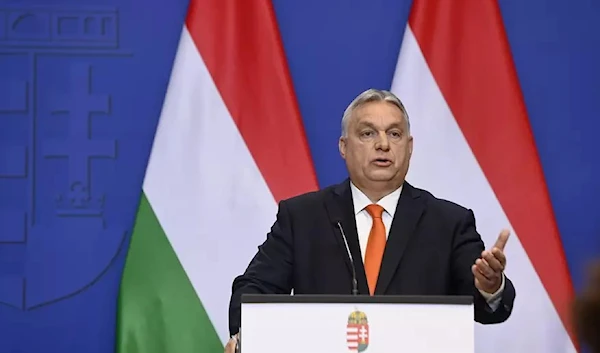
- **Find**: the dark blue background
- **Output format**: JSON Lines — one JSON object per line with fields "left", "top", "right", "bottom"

{"left": 0, "top": 0, "right": 598, "bottom": 352}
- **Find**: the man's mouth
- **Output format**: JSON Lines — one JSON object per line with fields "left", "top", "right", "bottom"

{"left": 373, "top": 158, "right": 392, "bottom": 167}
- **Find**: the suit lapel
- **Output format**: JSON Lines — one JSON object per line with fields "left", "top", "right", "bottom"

{"left": 375, "top": 182, "right": 425, "bottom": 294}
{"left": 324, "top": 179, "right": 369, "bottom": 295}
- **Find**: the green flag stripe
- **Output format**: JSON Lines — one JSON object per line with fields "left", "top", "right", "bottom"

{"left": 116, "top": 192, "right": 223, "bottom": 352}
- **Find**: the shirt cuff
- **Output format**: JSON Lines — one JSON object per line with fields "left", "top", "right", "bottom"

{"left": 478, "top": 273, "right": 505, "bottom": 311}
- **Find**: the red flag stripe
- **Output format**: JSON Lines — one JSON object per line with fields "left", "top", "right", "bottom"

{"left": 408, "top": 0, "right": 575, "bottom": 344}
{"left": 184, "top": 0, "right": 319, "bottom": 201}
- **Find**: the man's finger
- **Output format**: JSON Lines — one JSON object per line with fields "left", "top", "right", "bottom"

{"left": 224, "top": 342, "right": 235, "bottom": 353}
{"left": 475, "top": 258, "right": 494, "bottom": 278}
{"left": 472, "top": 265, "right": 494, "bottom": 287}
{"left": 493, "top": 229, "right": 511, "bottom": 251}
{"left": 482, "top": 250, "right": 503, "bottom": 272}
{"left": 491, "top": 248, "right": 506, "bottom": 267}
{"left": 224, "top": 336, "right": 238, "bottom": 353}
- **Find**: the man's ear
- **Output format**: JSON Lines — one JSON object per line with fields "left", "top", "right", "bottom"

{"left": 339, "top": 137, "right": 347, "bottom": 159}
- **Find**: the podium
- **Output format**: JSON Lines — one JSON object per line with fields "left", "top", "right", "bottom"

{"left": 240, "top": 294, "right": 474, "bottom": 353}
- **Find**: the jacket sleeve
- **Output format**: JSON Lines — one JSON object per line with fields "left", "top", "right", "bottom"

{"left": 227, "top": 200, "right": 295, "bottom": 335}
{"left": 451, "top": 209, "right": 516, "bottom": 324}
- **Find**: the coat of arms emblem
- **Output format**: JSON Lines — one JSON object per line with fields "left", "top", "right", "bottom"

{"left": 346, "top": 309, "right": 369, "bottom": 352}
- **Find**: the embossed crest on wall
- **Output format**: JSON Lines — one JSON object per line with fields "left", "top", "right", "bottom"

{"left": 0, "top": 5, "right": 132, "bottom": 310}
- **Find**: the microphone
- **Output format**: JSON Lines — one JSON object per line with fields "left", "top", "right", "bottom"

{"left": 335, "top": 221, "right": 359, "bottom": 295}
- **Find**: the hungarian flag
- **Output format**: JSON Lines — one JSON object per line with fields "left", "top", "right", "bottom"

{"left": 116, "top": 0, "right": 579, "bottom": 352}
{"left": 390, "top": 1, "right": 577, "bottom": 352}
{"left": 114, "top": 0, "right": 318, "bottom": 351}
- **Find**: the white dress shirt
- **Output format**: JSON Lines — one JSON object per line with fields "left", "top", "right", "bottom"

{"left": 349, "top": 181, "right": 504, "bottom": 310}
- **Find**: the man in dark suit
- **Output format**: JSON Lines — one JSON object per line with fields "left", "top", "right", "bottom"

{"left": 224, "top": 88, "right": 515, "bottom": 352}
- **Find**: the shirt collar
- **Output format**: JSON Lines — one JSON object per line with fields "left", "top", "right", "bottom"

{"left": 350, "top": 181, "right": 403, "bottom": 217}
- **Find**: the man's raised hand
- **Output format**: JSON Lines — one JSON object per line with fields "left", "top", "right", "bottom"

{"left": 472, "top": 229, "right": 510, "bottom": 294}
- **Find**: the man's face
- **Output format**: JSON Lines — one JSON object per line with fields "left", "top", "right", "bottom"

{"left": 339, "top": 101, "right": 413, "bottom": 190}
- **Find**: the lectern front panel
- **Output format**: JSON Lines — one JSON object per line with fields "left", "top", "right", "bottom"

{"left": 240, "top": 295, "right": 474, "bottom": 353}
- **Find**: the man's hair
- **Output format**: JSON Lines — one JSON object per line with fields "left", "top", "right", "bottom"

{"left": 341, "top": 88, "right": 410, "bottom": 137}
{"left": 573, "top": 261, "right": 600, "bottom": 352}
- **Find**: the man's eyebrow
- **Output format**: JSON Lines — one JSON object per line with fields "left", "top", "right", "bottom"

{"left": 356, "top": 121, "right": 405, "bottom": 130}
{"left": 386, "top": 122, "right": 404, "bottom": 129}
{"left": 356, "top": 121, "right": 376, "bottom": 128}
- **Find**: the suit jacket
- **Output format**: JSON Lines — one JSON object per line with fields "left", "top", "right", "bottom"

{"left": 228, "top": 179, "right": 516, "bottom": 335}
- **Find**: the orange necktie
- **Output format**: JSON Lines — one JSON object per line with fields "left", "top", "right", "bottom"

{"left": 364, "top": 204, "right": 386, "bottom": 295}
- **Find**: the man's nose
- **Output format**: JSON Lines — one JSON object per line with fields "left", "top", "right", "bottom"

{"left": 375, "top": 132, "right": 390, "bottom": 150}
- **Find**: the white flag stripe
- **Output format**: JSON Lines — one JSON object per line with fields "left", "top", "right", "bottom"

{"left": 142, "top": 27, "right": 278, "bottom": 344}
{"left": 390, "top": 26, "right": 576, "bottom": 353}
